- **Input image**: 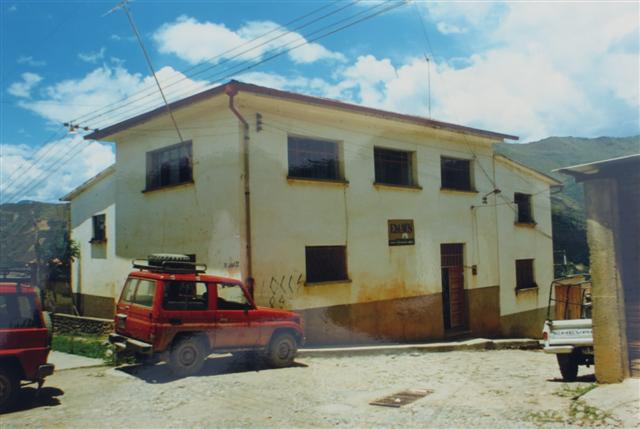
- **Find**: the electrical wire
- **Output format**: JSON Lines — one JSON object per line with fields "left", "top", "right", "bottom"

{"left": 77, "top": 1, "right": 402, "bottom": 131}
{"left": 69, "top": 0, "right": 360, "bottom": 127}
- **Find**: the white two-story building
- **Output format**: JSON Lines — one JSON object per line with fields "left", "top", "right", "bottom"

{"left": 63, "top": 80, "right": 560, "bottom": 344}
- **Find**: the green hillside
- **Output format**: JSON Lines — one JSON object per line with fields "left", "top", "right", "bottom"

{"left": 496, "top": 135, "right": 639, "bottom": 269}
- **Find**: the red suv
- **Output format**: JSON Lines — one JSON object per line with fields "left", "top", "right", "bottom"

{"left": 109, "top": 255, "right": 304, "bottom": 376}
{"left": 0, "top": 270, "right": 55, "bottom": 412}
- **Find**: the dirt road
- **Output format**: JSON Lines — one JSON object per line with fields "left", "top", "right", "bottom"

{"left": 3, "top": 349, "right": 623, "bottom": 428}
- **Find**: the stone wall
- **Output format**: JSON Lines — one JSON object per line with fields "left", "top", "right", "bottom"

{"left": 52, "top": 312, "right": 113, "bottom": 336}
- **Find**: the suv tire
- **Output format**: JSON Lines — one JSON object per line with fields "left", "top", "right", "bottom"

{"left": 148, "top": 254, "right": 191, "bottom": 265}
{"left": 169, "top": 337, "right": 206, "bottom": 377}
{"left": 0, "top": 367, "right": 19, "bottom": 412}
{"left": 557, "top": 353, "right": 579, "bottom": 381}
{"left": 266, "top": 332, "right": 297, "bottom": 368}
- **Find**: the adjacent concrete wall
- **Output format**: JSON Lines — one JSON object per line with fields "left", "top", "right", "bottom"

{"left": 585, "top": 179, "right": 630, "bottom": 383}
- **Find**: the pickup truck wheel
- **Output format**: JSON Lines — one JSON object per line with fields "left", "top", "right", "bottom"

{"left": 267, "top": 333, "right": 297, "bottom": 368}
{"left": 169, "top": 337, "right": 206, "bottom": 377}
{"left": 0, "top": 368, "right": 19, "bottom": 412}
{"left": 557, "top": 353, "right": 579, "bottom": 381}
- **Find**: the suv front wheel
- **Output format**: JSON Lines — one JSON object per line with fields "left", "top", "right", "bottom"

{"left": 169, "top": 337, "right": 206, "bottom": 377}
{"left": 267, "top": 332, "right": 297, "bottom": 368}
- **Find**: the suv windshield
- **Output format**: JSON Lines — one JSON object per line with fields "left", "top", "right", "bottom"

{"left": 0, "top": 293, "right": 41, "bottom": 329}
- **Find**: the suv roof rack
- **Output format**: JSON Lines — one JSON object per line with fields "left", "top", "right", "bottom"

{"left": 0, "top": 267, "right": 32, "bottom": 285}
{"left": 131, "top": 259, "right": 207, "bottom": 274}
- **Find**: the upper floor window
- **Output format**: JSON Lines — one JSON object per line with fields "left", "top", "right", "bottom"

{"left": 515, "top": 259, "right": 536, "bottom": 290}
{"left": 146, "top": 141, "right": 193, "bottom": 191}
{"left": 441, "top": 157, "right": 473, "bottom": 191}
{"left": 514, "top": 193, "right": 534, "bottom": 224}
{"left": 91, "top": 214, "right": 106, "bottom": 242}
{"left": 374, "top": 147, "right": 416, "bottom": 187}
{"left": 288, "top": 136, "right": 341, "bottom": 181}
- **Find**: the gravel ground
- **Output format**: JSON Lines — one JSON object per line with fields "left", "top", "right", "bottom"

{"left": 4, "top": 349, "right": 622, "bottom": 428}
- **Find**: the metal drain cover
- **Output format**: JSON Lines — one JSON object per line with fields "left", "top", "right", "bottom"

{"left": 369, "top": 389, "right": 433, "bottom": 408}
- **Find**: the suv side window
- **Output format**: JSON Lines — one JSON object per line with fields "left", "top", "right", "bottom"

{"left": 216, "top": 283, "right": 249, "bottom": 310}
{"left": 132, "top": 279, "right": 156, "bottom": 307}
{"left": 0, "top": 294, "right": 41, "bottom": 329}
{"left": 163, "top": 281, "right": 208, "bottom": 311}
{"left": 121, "top": 278, "right": 138, "bottom": 303}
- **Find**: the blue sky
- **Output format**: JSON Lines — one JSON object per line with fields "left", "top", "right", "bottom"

{"left": 1, "top": 1, "right": 639, "bottom": 203}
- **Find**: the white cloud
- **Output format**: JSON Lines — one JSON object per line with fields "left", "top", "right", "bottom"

{"left": 153, "top": 16, "right": 344, "bottom": 66}
{"left": 18, "top": 65, "right": 210, "bottom": 130}
{"left": 0, "top": 137, "right": 115, "bottom": 203}
{"left": 7, "top": 72, "right": 43, "bottom": 98}
{"left": 17, "top": 55, "right": 46, "bottom": 67}
{"left": 436, "top": 22, "right": 467, "bottom": 35}
{"left": 78, "top": 47, "right": 106, "bottom": 64}
{"left": 333, "top": 3, "right": 639, "bottom": 141}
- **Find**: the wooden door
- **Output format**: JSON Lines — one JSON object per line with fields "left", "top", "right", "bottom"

{"left": 441, "top": 243, "right": 465, "bottom": 330}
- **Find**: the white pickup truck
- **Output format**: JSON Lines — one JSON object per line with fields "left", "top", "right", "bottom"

{"left": 542, "top": 276, "right": 594, "bottom": 381}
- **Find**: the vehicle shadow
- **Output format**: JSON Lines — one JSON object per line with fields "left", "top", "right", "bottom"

{"left": 547, "top": 373, "right": 597, "bottom": 383}
{"left": 4, "top": 386, "right": 64, "bottom": 414}
{"left": 117, "top": 354, "right": 308, "bottom": 384}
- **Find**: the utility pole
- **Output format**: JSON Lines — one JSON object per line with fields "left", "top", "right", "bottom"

{"left": 425, "top": 54, "right": 431, "bottom": 119}
{"left": 105, "top": 0, "right": 184, "bottom": 143}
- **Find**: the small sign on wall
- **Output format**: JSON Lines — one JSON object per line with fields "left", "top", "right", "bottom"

{"left": 388, "top": 219, "right": 415, "bottom": 246}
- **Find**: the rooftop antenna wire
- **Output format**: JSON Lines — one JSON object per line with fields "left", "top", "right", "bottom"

{"left": 105, "top": 0, "right": 185, "bottom": 143}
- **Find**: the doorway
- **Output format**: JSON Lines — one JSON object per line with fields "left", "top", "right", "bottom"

{"left": 441, "top": 243, "right": 465, "bottom": 330}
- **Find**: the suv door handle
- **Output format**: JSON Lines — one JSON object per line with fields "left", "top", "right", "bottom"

{"left": 218, "top": 317, "right": 229, "bottom": 322}
{"left": 169, "top": 318, "right": 182, "bottom": 325}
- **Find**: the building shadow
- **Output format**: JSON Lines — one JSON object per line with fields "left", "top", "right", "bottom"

{"left": 3, "top": 386, "right": 64, "bottom": 414}
{"left": 116, "top": 354, "right": 307, "bottom": 384}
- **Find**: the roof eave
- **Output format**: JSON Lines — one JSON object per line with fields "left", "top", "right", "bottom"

{"left": 85, "top": 80, "right": 519, "bottom": 142}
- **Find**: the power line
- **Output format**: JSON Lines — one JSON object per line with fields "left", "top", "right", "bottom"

{"left": 5, "top": 1, "right": 406, "bottom": 203}
{"left": 0, "top": 128, "right": 69, "bottom": 200}
{"left": 82, "top": 0, "right": 403, "bottom": 131}
{"left": 69, "top": 0, "right": 358, "bottom": 127}
{"left": 111, "top": 0, "right": 185, "bottom": 143}
{"left": 2, "top": 135, "right": 88, "bottom": 204}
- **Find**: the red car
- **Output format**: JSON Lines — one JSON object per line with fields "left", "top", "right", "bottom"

{"left": 0, "top": 270, "right": 55, "bottom": 412}
{"left": 109, "top": 255, "right": 304, "bottom": 376}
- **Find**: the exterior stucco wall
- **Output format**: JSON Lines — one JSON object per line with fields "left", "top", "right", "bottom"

{"left": 71, "top": 91, "right": 556, "bottom": 341}
{"left": 70, "top": 171, "right": 130, "bottom": 318}
{"left": 494, "top": 158, "right": 555, "bottom": 329}
{"left": 239, "top": 94, "right": 501, "bottom": 318}
{"left": 113, "top": 98, "right": 245, "bottom": 279}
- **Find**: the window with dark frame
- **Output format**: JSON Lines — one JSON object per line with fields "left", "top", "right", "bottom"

{"left": 514, "top": 193, "right": 534, "bottom": 224}
{"left": 441, "top": 157, "right": 473, "bottom": 191}
{"left": 288, "top": 136, "right": 341, "bottom": 181}
{"left": 91, "top": 214, "right": 106, "bottom": 242}
{"left": 146, "top": 141, "right": 193, "bottom": 190}
{"left": 305, "top": 246, "right": 348, "bottom": 283}
{"left": 374, "top": 147, "right": 415, "bottom": 186}
{"left": 515, "top": 259, "right": 536, "bottom": 290}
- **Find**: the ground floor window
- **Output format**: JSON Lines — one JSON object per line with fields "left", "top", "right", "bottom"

{"left": 305, "top": 245, "right": 348, "bottom": 283}
{"left": 515, "top": 259, "right": 536, "bottom": 290}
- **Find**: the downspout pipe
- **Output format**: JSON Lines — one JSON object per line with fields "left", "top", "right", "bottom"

{"left": 225, "top": 83, "right": 252, "bottom": 279}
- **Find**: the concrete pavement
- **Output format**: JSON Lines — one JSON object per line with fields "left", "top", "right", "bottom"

{"left": 581, "top": 378, "right": 640, "bottom": 428}
{"left": 48, "top": 351, "right": 105, "bottom": 370}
